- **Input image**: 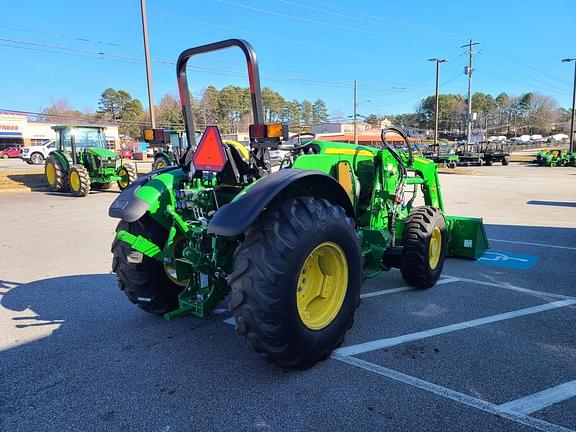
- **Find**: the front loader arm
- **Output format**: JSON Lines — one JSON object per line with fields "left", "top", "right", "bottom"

{"left": 410, "top": 156, "right": 444, "bottom": 211}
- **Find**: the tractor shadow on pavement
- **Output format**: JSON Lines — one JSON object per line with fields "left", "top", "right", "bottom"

{"left": 5, "top": 173, "right": 48, "bottom": 191}
{"left": 0, "top": 274, "right": 325, "bottom": 431}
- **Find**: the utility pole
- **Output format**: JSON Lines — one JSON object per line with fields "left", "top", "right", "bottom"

{"left": 140, "top": 0, "right": 155, "bottom": 128}
{"left": 428, "top": 58, "right": 446, "bottom": 158}
{"left": 562, "top": 58, "right": 576, "bottom": 153}
{"left": 462, "top": 39, "right": 479, "bottom": 144}
{"left": 353, "top": 79, "right": 358, "bottom": 144}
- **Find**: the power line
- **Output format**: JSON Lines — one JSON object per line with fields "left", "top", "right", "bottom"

{"left": 216, "top": 0, "right": 459, "bottom": 46}
{"left": 275, "top": 0, "right": 463, "bottom": 42}
{"left": 0, "top": 25, "right": 121, "bottom": 47}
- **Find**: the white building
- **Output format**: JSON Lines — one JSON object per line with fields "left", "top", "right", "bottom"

{"left": 0, "top": 113, "right": 120, "bottom": 150}
{"left": 311, "top": 122, "right": 371, "bottom": 135}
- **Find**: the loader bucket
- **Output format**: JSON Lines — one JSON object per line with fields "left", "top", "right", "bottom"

{"left": 444, "top": 215, "right": 489, "bottom": 259}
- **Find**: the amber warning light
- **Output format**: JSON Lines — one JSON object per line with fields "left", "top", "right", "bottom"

{"left": 192, "top": 126, "right": 228, "bottom": 172}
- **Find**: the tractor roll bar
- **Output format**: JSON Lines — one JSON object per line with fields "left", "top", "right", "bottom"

{"left": 176, "top": 39, "right": 265, "bottom": 149}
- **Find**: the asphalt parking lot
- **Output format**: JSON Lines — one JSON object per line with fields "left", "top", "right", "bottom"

{"left": 1, "top": 163, "right": 575, "bottom": 432}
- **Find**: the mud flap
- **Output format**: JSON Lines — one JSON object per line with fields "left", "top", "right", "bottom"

{"left": 445, "top": 215, "right": 489, "bottom": 259}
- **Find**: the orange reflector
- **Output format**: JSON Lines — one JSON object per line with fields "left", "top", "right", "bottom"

{"left": 143, "top": 129, "right": 155, "bottom": 142}
{"left": 266, "top": 123, "right": 284, "bottom": 138}
{"left": 192, "top": 126, "right": 227, "bottom": 172}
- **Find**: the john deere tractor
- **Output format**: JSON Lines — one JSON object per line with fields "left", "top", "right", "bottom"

{"left": 45, "top": 125, "right": 137, "bottom": 196}
{"left": 146, "top": 127, "right": 250, "bottom": 170}
{"left": 109, "top": 40, "right": 488, "bottom": 369}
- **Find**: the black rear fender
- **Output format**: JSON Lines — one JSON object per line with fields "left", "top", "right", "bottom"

{"left": 207, "top": 169, "right": 355, "bottom": 237}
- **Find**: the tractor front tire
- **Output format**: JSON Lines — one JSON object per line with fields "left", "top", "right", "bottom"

{"left": 112, "top": 216, "right": 183, "bottom": 315}
{"left": 401, "top": 206, "right": 447, "bottom": 289}
{"left": 117, "top": 164, "right": 137, "bottom": 190}
{"left": 69, "top": 165, "right": 90, "bottom": 197}
{"left": 45, "top": 155, "right": 67, "bottom": 192}
{"left": 502, "top": 157, "right": 509, "bottom": 166}
{"left": 228, "top": 197, "right": 362, "bottom": 369}
{"left": 152, "top": 156, "right": 171, "bottom": 170}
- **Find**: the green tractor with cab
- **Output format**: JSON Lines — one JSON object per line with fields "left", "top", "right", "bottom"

{"left": 45, "top": 125, "right": 137, "bottom": 196}
{"left": 109, "top": 40, "right": 488, "bottom": 369}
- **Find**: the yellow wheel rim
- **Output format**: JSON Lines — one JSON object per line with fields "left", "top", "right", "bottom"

{"left": 118, "top": 168, "right": 129, "bottom": 189}
{"left": 46, "top": 163, "right": 56, "bottom": 186}
{"left": 69, "top": 170, "right": 80, "bottom": 192}
{"left": 428, "top": 227, "right": 442, "bottom": 270}
{"left": 296, "top": 242, "right": 348, "bottom": 330}
{"left": 155, "top": 160, "right": 166, "bottom": 169}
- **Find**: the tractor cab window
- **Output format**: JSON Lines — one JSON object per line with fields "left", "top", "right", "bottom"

{"left": 61, "top": 130, "right": 73, "bottom": 152}
{"left": 73, "top": 128, "right": 106, "bottom": 149}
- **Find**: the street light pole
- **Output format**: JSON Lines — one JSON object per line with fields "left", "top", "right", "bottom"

{"left": 562, "top": 58, "right": 576, "bottom": 153}
{"left": 140, "top": 0, "right": 155, "bottom": 128}
{"left": 428, "top": 58, "right": 446, "bottom": 158}
{"left": 462, "top": 40, "right": 479, "bottom": 144}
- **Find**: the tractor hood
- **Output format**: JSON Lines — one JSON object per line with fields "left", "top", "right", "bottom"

{"left": 86, "top": 147, "right": 119, "bottom": 159}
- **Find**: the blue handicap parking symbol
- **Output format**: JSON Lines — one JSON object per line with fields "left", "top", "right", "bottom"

{"left": 478, "top": 250, "right": 538, "bottom": 270}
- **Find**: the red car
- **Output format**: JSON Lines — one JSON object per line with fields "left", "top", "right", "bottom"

{"left": 119, "top": 148, "right": 133, "bottom": 159}
{"left": 0, "top": 147, "right": 21, "bottom": 159}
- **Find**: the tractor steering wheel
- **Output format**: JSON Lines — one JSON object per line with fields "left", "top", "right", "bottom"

{"left": 278, "top": 132, "right": 316, "bottom": 151}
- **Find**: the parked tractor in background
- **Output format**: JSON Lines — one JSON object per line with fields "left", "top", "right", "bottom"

{"left": 109, "top": 39, "right": 488, "bottom": 369}
{"left": 147, "top": 127, "right": 250, "bottom": 170}
{"left": 45, "top": 125, "right": 137, "bottom": 197}
{"left": 536, "top": 149, "right": 566, "bottom": 167}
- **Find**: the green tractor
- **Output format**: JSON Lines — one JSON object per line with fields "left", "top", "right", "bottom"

{"left": 537, "top": 149, "right": 566, "bottom": 167}
{"left": 147, "top": 127, "right": 250, "bottom": 170}
{"left": 147, "top": 128, "right": 188, "bottom": 170}
{"left": 45, "top": 125, "right": 137, "bottom": 196}
{"left": 109, "top": 40, "right": 488, "bottom": 369}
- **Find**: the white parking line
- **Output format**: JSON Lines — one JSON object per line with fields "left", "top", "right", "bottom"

{"left": 450, "top": 277, "right": 576, "bottom": 301}
{"left": 489, "top": 238, "right": 576, "bottom": 251}
{"left": 334, "top": 299, "right": 576, "bottom": 357}
{"left": 360, "top": 277, "right": 460, "bottom": 299}
{"left": 499, "top": 380, "right": 576, "bottom": 415}
{"left": 332, "top": 355, "right": 575, "bottom": 432}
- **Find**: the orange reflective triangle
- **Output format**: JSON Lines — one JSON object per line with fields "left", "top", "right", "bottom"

{"left": 192, "top": 126, "right": 227, "bottom": 172}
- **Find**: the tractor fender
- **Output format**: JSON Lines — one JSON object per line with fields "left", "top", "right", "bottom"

{"left": 108, "top": 166, "right": 180, "bottom": 222}
{"left": 207, "top": 168, "right": 355, "bottom": 237}
{"left": 50, "top": 151, "right": 71, "bottom": 171}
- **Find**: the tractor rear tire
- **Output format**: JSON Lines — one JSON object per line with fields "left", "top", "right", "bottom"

{"left": 400, "top": 206, "right": 447, "bottom": 289}
{"left": 228, "top": 197, "right": 362, "bottom": 369}
{"left": 111, "top": 216, "right": 184, "bottom": 315}
{"left": 69, "top": 165, "right": 90, "bottom": 197}
{"left": 45, "top": 155, "right": 67, "bottom": 192}
{"left": 117, "top": 164, "right": 137, "bottom": 190}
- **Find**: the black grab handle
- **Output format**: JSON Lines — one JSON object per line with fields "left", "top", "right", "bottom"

{"left": 176, "top": 39, "right": 265, "bottom": 149}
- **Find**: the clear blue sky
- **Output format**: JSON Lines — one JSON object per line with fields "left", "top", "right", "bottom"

{"left": 1, "top": 0, "right": 575, "bottom": 119}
